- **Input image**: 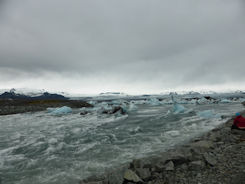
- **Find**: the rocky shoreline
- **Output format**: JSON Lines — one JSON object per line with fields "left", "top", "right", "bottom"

{"left": 0, "top": 99, "right": 93, "bottom": 115}
{"left": 80, "top": 112, "right": 245, "bottom": 184}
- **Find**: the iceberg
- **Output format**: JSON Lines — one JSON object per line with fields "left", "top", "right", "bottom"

{"left": 147, "top": 97, "right": 162, "bottom": 105}
{"left": 197, "top": 110, "right": 220, "bottom": 119}
{"left": 121, "top": 102, "right": 137, "bottom": 113}
{"left": 48, "top": 106, "right": 72, "bottom": 115}
{"left": 132, "top": 100, "right": 146, "bottom": 105}
{"left": 220, "top": 99, "right": 231, "bottom": 103}
{"left": 80, "top": 107, "right": 97, "bottom": 115}
{"left": 172, "top": 103, "right": 186, "bottom": 114}
{"left": 239, "top": 98, "right": 245, "bottom": 102}
{"left": 128, "top": 102, "right": 137, "bottom": 111}
{"left": 164, "top": 130, "right": 180, "bottom": 137}
{"left": 88, "top": 100, "right": 98, "bottom": 105}
{"left": 170, "top": 94, "right": 186, "bottom": 114}
{"left": 197, "top": 97, "right": 209, "bottom": 104}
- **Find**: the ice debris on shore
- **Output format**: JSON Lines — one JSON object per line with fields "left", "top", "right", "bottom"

{"left": 47, "top": 106, "right": 72, "bottom": 115}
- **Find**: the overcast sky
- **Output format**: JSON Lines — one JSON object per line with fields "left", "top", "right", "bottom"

{"left": 0, "top": 0, "right": 245, "bottom": 94}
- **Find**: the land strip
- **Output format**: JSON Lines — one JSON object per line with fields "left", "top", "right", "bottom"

{"left": 0, "top": 99, "right": 92, "bottom": 115}
{"left": 80, "top": 112, "right": 245, "bottom": 184}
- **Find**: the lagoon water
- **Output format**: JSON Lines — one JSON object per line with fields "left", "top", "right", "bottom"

{"left": 0, "top": 102, "right": 244, "bottom": 184}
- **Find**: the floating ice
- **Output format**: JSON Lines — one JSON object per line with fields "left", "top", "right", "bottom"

{"left": 88, "top": 100, "right": 98, "bottom": 105}
{"left": 123, "top": 102, "right": 137, "bottom": 112}
{"left": 172, "top": 104, "right": 186, "bottom": 114}
{"left": 48, "top": 106, "right": 72, "bottom": 115}
{"left": 160, "top": 99, "right": 173, "bottom": 105}
{"left": 197, "top": 110, "right": 220, "bottom": 119}
{"left": 132, "top": 100, "right": 146, "bottom": 105}
{"left": 129, "top": 102, "right": 137, "bottom": 111}
{"left": 48, "top": 138, "right": 58, "bottom": 144}
{"left": 197, "top": 97, "right": 209, "bottom": 104}
{"left": 80, "top": 106, "right": 99, "bottom": 115}
{"left": 164, "top": 130, "right": 180, "bottom": 137}
{"left": 92, "top": 100, "right": 138, "bottom": 115}
{"left": 111, "top": 100, "right": 124, "bottom": 105}
{"left": 147, "top": 97, "right": 162, "bottom": 105}
{"left": 117, "top": 102, "right": 137, "bottom": 114}
{"left": 189, "top": 99, "right": 197, "bottom": 104}
{"left": 129, "top": 126, "right": 142, "bottom": 134}
{"left": 220, "top": 99, "right": 231, "bottom": 103}
{"left": 240, "top": 98, "right": 245, "bottom": 102}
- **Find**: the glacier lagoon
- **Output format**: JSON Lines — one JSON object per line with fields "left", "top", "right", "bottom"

{"left": 0, "top": 99, "right": 244, "bottom": 184}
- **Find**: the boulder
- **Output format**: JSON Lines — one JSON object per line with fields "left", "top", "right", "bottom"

{"left": 107, "top": 172, "right": 123, "bottom": 184}
{"left": 124, "top": 169, "right": 143, "bottom": 183}
{"left": 240, "top": 134, "right": 245, "bottom": 141}
{"left": 80, "top": 175, "right": 107, "bottom": 184}
{"left": 190, "top": 140, "right": 214, "bottom": 152}
{"left": 80, "top": 181, "right": 104, "bottom": 184}
{"left": 189, "top": 160, "right": 205, "bottom": 170}
{"left": 189, "top": 147, "right": 204, "bottom": 161}
{"left": 231, "top": 129, "right": 245, "bottom": 136}
{"left": 107, "top": 165, "right": 128, "bottom": 184}
{"left": 147, "top": 179, "right": 166, "bottom": 184}
{"left": 164, "top": 161, "right": 174, "bottom": 171}
{"left": 135, "top": 168, "right": 151, "bottom": 181}
{"left": 166, "top": 151, "right": 190, "bottom": 165}
{"left": 130, "top": 159, "right": 143, "bottom": 169}
{"left": 203, "top": 153, "right": 217, "bottom": 166}
{"left": 153, "top": 163, "right": 165, "bottom": 173}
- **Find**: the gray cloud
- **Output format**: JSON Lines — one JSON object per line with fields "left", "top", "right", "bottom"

{"left": 0, "top": 0, "right": 245, "bottom": 94}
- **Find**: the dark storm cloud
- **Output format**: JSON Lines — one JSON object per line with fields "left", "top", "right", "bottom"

{"left": 0, "top": 0, "right": 245, "bottom": 93}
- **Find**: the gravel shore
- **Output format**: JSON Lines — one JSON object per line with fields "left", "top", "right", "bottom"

{"left": 80, "top": 112, "right": 245, "bottom": 184}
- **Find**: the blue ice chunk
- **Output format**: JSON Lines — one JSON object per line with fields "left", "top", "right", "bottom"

{"left": 133, "top": 100, "right": 146, "bottom": 105}
{"left": 197, "top": 97, "right": 208, "bottom": 104}
{"left": 197, "top": 110, "right": 220, "bottom": 119}
{"left": 147, "top": 97, "right": 162, "bottom": 105}
{"left": 48, "top": 106, "right": 72, "bottom": 115}
{"left": 121, "top": 102, "right": 137, "bottom": 112}
{"left": 220, "top": 99, "right": 231, "bottom": 103}
{"left": 172, "top": 104, "right": 185, "bottom": 114}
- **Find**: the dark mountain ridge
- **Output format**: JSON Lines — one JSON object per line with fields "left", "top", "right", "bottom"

{"left": 0, "top": 91, "right": 68, "bottom": 100}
